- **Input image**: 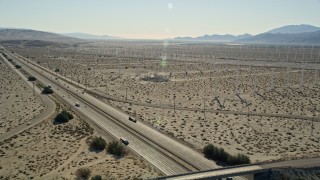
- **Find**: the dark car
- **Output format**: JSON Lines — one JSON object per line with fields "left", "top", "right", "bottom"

{"left": 120, "top": 138, "right": 129, "bottom": 145}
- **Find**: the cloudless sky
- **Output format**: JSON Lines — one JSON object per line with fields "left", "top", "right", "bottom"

{"left": 1, "top": 0, "right": 320, "bottom": 39}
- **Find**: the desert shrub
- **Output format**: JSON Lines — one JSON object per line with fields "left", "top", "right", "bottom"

{"left": 91, "top": 175, "right": 102, "bottom": 180}
{"left": 62, "top": 110, "right": 74, "bottom": 120}
{"left": 107, "top": 141, "right": 125, "bottom": 157}
{"left": 15, "top": 64, "right": 21, "bottom": 69}
{"left": 42, "top": 86, "right": 53, "bottom": 94}
{"left": 203, "top": 144, "right": 215, "bottom": 159}
{"left": 75, "top": 168, "right": 91, "bottom": 180}
{"left": 54, "top": 68, "right": 60, "bottom": 72}
{"left": 227, "top": 153, "right": 251, "bottom": 165}
{"left": 28, "top": 76, "right": 37, "bottom": 81}
{"left": 54, "top": 110, "right": 73, "bottom": 123}
{"left": 90, "top": 137, "right": 107, "bottom": 151}
{"left": 203, "top": 144, "right": 250, "bottom": 166}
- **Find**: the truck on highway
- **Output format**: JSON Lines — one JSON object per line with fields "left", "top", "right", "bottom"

{"left": 129, "top": 116, "right": 137, "bottom": 123}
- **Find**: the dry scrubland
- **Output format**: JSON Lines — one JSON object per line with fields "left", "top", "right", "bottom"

{"left": 0, "top": 101, "right": 159, "bottom": 180}
{"left": 7, "top": 42, "right": 320, "bottom": 163}
{"left": 0, "top": 57, "right": 44, "bottom": 135}
{"left": 0, "top": 102, "right": 160, "bottom": 179}
{"left": 0, "top": 52, "right": 159, "bottom": 179}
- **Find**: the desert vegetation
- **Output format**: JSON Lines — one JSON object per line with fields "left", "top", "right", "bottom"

{"left": 107, "top": 141, "right": 126, "bottom": 157}
{"left": 54, "top": 110, "right": 74, "bottom": 123}
{"left": 204, "top": 144, "right": 250, "bottom": 165}
{"left": 0, "top": 56, "right": 44, "bottom": 135}
{"left": 89, "top": 136, "right": 107, "bottom": 151}
{"left": 5, "top": 42, "right": 320, "bottom": 163}
{"left": 75, "top": 167, "right": 91, "bottom": 180}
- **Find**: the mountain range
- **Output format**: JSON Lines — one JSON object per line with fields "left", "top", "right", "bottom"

{"left": 1, "top": 24, "right": 320, "bottom": 45}
{"left": 61, "top": 32, "right": 120, "bottom": 40}
{"left": 266, "top": 24, "right": 320, "bottom": 34}
{"left": 174, "top": 33, "right": 252, "bottom": 42}
{"left": 173, "top": 24, "right": 320, "bottom": 44}
{"left": 0, "top": 28, "right": 84, "bottom": 45}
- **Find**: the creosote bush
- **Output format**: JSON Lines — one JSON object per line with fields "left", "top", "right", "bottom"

{"left": 107, "top": 141, "right": 125, "bottom": 157}
{"left": 91, "top": 175, "right": 102, "bottom": 180}
{"left": 75, "top": 167, "right": 91, "bottom": 180}
{"left": 54, "top": 110, "right": 74, "bottom": 123}
{"left": 203, "top": 144, "right": 250, "bottom": 165}
{"left": 90, "top": 137, "right": 107, "bottom": 151}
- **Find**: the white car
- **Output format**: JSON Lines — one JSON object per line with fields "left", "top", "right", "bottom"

{"left": 75, "top": 102, "right": 80, "bottom": 107}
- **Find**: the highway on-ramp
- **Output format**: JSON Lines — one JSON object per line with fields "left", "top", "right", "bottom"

{"left": 0, "top": 53, "right": 56, "bottom": 142}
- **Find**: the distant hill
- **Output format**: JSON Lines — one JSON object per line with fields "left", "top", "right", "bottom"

{"left": 62, "top": 32, "right": 120, "bottom": 40}
{"left": 0, "top": 39, "right": 64, "bottom": 47}
{"left": 266, "top": 24, "right": 320, "bottom": 34}
{"left": 237, "top": 30, "right": 320, "bottom": 45}
{"left": 174, "top": 33, "right": 252, "bottom": 42}
{"left": 0, "top": 29, "right": 84, "bottom": 44}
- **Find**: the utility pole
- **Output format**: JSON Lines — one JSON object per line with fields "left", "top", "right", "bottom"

{"left": 32, "top": 81, "right": 35, "bottom": 100}
{"left": 125, "top": 87, "right": 128, "bottom": 100}
{"left": 271, "top": 68, "right": 275, "bottom": 90}
{"left": 286, "top": 68, "right": 290, "bottom": 88}
{"left": 203, "top": 97, "right": 206, "bottom": 120}
{"left": 236, "top": 65, "right": 240, "bottom": 94}
{"left": 173, "top": 94, "right": 176, "bottom": 114}
{"left": 300, "top": 66, "right": 304, "bottom": 90}
{"left": 253, "top": 69, "right": 257, "bottom": 94}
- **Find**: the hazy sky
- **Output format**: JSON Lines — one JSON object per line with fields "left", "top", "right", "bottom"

{"left": 1, "top": 0, "right": 320, "bottom": 39}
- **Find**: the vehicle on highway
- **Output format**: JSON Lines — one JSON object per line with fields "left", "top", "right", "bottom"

{"left": 75, "top": 102, "right": 80, "bottom": 107}
{"left": 129, "top": 116, "right": 137, "bottom": 123}
{"left": 120, "top": 138, "right": 129, "bottom": 145}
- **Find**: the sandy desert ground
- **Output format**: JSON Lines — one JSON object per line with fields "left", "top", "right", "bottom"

{"left": 0, "top": 57, "right": 44, "bottom": 135}
{"left": 0, "top": 52, "right": 160, "bottom": 179}
{"left": 4, "top": 42, "right": 320, "bottom": 164}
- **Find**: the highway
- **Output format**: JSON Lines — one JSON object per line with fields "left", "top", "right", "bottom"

{"left": 0, "top": 53, "right": 56, "bottom": 141}
{"left": 2, "top": 48, "right": 218, "bottom": 176}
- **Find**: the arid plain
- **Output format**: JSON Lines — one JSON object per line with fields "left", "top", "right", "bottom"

{"left": 0, "top": 47, "right": 160, "bottom": 180}
{"left": 6, "top": 41, "right": 320, "bottom": 165}
{"left": 0, "top": 41, "right": 319, "bottom": 180}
